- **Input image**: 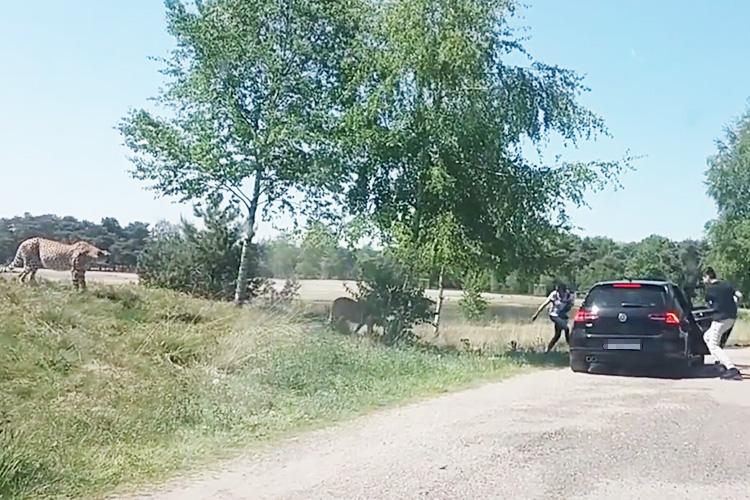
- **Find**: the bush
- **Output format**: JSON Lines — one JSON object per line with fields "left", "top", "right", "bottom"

{"left": 137, "top": 204, "right": 249, "bottom": 301}
{"left": 348, "top": 256, "right": 434, "bottom": 345}
{"left": 459, "top": 271, "right": 488, "bottom": 320}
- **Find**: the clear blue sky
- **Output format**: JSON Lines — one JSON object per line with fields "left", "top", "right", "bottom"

{"left": 1, "top": 0, "right": 749, "bottom": 242}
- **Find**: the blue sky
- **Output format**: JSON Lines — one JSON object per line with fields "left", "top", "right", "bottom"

{"left": 1, "top": 1, "right": 748, "bottom": 242}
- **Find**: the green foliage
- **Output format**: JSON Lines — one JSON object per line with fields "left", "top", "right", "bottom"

{"left": 259, "top": 225, "right": 375, "bottom": 280}
{"left": 120, "top": 0, "right": 367, "bottom": 302}
{"left": 625, "top": 235, "right": 681, "bottom": 281}
{"left": 492, "top": 234, "right": 708, "bottom": 298}
{"left": 707, "top": 217, "right": 750, "bottom": 297}
{"left": 294, "top": 221, "right": 354, "bottom": 279}
{"left": 340, "top": 0, "right": 630, "bottom": 285}
{"left": 0, "top": 214, "right": 149, "bottom": 268}
{"left": 706, "top": 105, "right": 750, "bottom": 219}
{"left": 705, "top": 103, "right": 750, "bottom": 297}
{"left": 458, "top": 271, "right": 489, "bottom": 320}
{"left": 260, "top": 234, "right": 301, "bottom": 278}
{"left": 137, "top": 203, "right": 244, "bottom": 300}
{"left": 348, "top": 256, "right": 434, "bottom": 345}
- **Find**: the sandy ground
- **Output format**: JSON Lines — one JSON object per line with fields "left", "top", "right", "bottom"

{"left": 121, "top": 349, "right": 750, "bottom": 500}
{"left": 0, "top": 270, "right": 544, "bottom": 306}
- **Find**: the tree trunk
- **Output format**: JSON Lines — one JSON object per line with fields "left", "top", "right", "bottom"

{"left": 233, "top": 172, "right": 263, "bottom": 305}
{"left": 432, "top": 264, "right": 445, "bottom": 337}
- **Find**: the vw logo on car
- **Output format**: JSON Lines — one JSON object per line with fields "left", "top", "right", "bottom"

{"left": 618, "top": 312, "right": 627, "bottom": 323}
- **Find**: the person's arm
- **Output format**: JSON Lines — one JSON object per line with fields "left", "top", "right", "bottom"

{"left": 531, "top": 294, "right": 553, "bottom": 321}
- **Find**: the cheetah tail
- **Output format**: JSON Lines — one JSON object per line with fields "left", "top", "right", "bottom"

{"left": 2, "top": 247, "right": 23, "bottom": 272}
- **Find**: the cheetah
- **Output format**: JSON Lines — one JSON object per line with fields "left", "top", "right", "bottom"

{"left": 7, "top": 237, "right": 109, "bottom": 290}
{"left": 328, "top": 297, "right": 377, "bottom": 335}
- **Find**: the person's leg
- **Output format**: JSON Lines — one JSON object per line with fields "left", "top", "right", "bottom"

{"left": 703, "top": 319, "right": 738, "bottom": 371}
{"left": 546, "top": 316, "right": 565, "bottom": 352}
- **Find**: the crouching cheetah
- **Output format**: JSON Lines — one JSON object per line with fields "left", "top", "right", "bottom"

{"left": 8, "top": 237, "right": 109, "bottom": 290}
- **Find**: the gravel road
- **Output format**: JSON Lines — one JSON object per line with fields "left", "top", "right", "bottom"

{"left": 125, "top": 349, "right": 750, "bottom": 500}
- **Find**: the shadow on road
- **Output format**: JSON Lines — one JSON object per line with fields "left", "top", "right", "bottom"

{"left": 733, "top": 364, "right": 750, "bottom": 380}
{"left": 585, "top": 362, "right": 728, "bottom": 380}
{"left": 501, "top": 349, "right": 569, "bottom": 368}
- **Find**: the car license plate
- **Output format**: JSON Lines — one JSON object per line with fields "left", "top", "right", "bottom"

{"left": 605, "top": 340, "right": 641, "bottom": 350}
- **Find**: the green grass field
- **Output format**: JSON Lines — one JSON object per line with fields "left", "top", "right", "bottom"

{"left": 0, "top": 280, "right": 565, "bottom": 500}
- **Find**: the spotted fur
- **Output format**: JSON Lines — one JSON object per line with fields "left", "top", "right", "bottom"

{"left": 8, "top": 237, "right": 109, "bottom": 290}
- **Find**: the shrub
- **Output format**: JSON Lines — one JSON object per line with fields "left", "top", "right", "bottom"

{"left": 459, "top": 271, "right": 488, "bottom": 320}
{"left": 137, "top": 204, "right": 248, "bottom": 301}
{"left": 348, "top": 256, "right": 433, "bottom": 345}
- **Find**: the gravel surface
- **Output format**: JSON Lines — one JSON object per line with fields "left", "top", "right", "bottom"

{"left": 123, "top": 349, "right": 750, "bottom": 500}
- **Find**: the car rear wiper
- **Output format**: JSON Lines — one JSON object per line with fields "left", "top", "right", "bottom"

{"left": 620, "top": 302, "right": 650, "bottom": 308}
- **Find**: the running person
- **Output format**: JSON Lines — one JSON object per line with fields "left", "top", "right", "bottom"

{"left": 702, "top": 267, "right": 743, "bottom": 380}
{"left": 531, "top": 283, "right": 576, "bottom": 353}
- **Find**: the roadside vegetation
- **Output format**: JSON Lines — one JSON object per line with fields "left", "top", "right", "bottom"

{"left": 0, "top": 280, "right": 565, "bottom": 499}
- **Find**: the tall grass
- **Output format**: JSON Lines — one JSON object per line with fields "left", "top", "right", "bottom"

{"left": 0, "top": 281, "right": 563, "bottom": 499}
{"left": 302, "top": 297, "right": 750, "bottom": 351}
{"left": 423, "top": 301, "right": 750, "bottom": 351}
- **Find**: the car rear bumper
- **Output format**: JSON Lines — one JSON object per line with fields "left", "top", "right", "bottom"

{"left": 569, "top": 329, "right": 688, "bottom": 366}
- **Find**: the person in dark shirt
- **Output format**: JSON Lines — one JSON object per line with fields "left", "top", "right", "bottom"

{"left": 702, "top": 267, "right": 743, "bottom": 380}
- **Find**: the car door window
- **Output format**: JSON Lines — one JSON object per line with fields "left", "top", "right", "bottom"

{"left": 671, "top": 285, "right": 690, "bottom": 315}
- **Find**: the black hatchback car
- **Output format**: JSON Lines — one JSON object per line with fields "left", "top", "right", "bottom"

{"left": 569, "top": 280, "right": 728, "bottom": 373}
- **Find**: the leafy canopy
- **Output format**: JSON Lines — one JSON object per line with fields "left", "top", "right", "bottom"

{"left": 340, "top": 0, "right": 630, "bottom": 279}
{"left": 119, "top": 0, "right": 366, "bottom": 220}
{"left": 705, "top": 102, "right": 750, "bottom": 295}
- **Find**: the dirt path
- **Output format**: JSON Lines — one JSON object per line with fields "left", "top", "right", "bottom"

{"left": 0, "top": 271, "right": 547, "bottom": 306}
{"left": 122, "top": 349, "right": 750, "bottom": 500}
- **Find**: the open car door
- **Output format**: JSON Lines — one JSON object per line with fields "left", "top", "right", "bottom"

{"left": 669, "top": 285, "right": 712, "bottom": 356}
{"left": 692, "top": 304, "right": 735, "bottom": 348}
{"left": 690, "top": 306, "right": 714, "bottom": 355}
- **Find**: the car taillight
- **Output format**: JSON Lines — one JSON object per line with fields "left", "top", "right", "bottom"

{"left": 574, "top": 309, "right": 598, "bottom": 322}
{"left": 649, "top": 312, "right": 680, "bottom": 325}
{"left": 612, "top": 283, "right": 641, "bottom": 288}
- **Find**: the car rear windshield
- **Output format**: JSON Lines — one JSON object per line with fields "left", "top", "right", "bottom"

{"left": 584, "top": 284, "right": 667, "bottom": 309}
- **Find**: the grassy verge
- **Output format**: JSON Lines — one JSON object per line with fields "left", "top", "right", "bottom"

{"left": 0, "top": 281, "right": 563, "bottom": 499}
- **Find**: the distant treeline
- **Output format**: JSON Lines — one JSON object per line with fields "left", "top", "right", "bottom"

{"left": 0, "top": 213, "right": 711, "bottom": 298}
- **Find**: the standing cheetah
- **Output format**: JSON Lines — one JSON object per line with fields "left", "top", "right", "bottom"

{"left": 8, "top": 237, "right": 109, "bottom": 290}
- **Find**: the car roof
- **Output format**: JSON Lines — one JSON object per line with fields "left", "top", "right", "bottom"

{"left": 593, "top": 279, "right": 675, "bottom": 287}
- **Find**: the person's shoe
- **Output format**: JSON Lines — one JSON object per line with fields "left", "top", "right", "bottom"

{"left": 720, "top": 367, "right": 742, "bottom": 380}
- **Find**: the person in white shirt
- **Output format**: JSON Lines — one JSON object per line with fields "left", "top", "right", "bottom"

{"left": 531, "top": 283, "right": 576, "bottom": 353}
